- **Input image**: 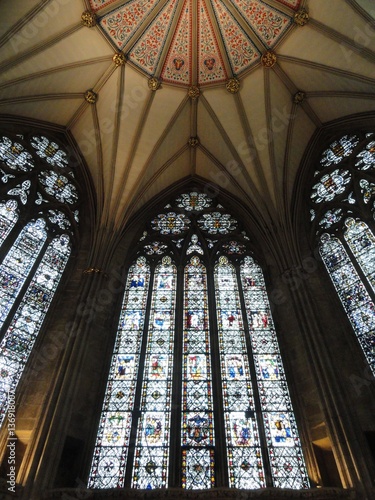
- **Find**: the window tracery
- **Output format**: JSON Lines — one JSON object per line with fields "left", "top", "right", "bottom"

{"left": 309, "top": 131, "right": 375, "bottom": 376}
{"left": 0, "top": 132, "right": 79, "bottom": 426}
{"left": 89, "top": 191, "right": 309, "bottom": 490}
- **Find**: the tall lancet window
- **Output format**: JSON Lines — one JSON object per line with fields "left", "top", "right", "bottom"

{"left": 0, "top": 133, "right": 80, "bottom": 427}
{"left": 310, "top": 132, "right": 375, "bottom": 376}
{"left": 88, "top": 191, "right": 309, "bottom": 490}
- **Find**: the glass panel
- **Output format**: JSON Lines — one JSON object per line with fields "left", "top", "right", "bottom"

{"left": 311, "top": 169, "right": 351, "bottom": 204}
{"left": 30, "top": 136, "right": 69, "bottom": 169}
{"left": 0, "top": 234, "right": 71, "bottom": 426}
{"left": 344, "top": 220, "right": 375, "bottom": 293}
{"left": 214, "top": 256, "right": 265, "bottom": 489}
{"left": 0, "top": 219, "right": 47, "bottom": 329}
{"left": 88, "top": 257, "right": 150, "bottom": 488}
{"left": 198, "top": 212, "right": 237, "bottom": 234}
{"left": 0, "top": 200, "right": 18, "bottom": 246}
{"left": 0, "top": 136, "right": 34, "bottom": 171}
{"left": 182, "top": 256, "right": 214, "bottom": 489}
{"left": 320, "top": 135, "right": 359, "bottom": 168}
{"left": 151, "top": 212, "right": 190, "bottom": 234}
{"left": 320, "top": 235, "right": 375, "bottom": 376}
{"left": 240, "top": 256, "right": 309, "bottom": 489}
{"left": 131, "top": 256, "right": 176, "bottom": 489}
{"left": 176, "top": 192, "right": 212, "bottom": 211}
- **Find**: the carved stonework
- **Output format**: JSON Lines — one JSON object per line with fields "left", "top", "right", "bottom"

{"left": 188, "top": 86, "right": 200, "bottom": 99}
{"left": 261, "top": 51, "right": 277, "bottom": 68}
{"left": 294, "top": 8, "right": 309, "bottom": 27}
{"left": 81, "top": 10, "right": 97, "bottom": 28}
{"left": 84, "top": 89, "right": 98, "bottom": 104}
{"left": 148, "top": 77, "right": 161, "bottom": 91}
{"left": 113, "top": 53, "right": 126, "bottom": 67}
{"left": 188, "top": 137, "right": 199, "bottom": 148}
{"left": 226, "top": 78, "right": 240, "bottom": 94}
{"left": 293, "top": 91, "right": 306, "bottom": 104}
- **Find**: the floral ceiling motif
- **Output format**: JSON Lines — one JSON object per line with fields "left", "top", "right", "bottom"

{"left": 89, "top": 0, "right": 299, "bottom": 87}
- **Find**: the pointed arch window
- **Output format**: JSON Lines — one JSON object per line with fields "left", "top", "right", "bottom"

{"left": 88, "top": 191, "right": 309, "bottom": 490}
{"left": 0, "top": 132, "right": 80, "bottom": 426}
{"left": 309, "top": 132, "right": 375, "bottom": 376}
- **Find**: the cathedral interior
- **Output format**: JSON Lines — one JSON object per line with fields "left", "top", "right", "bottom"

{"left": 0, "top": 0, "right": 375, "bottom": 499}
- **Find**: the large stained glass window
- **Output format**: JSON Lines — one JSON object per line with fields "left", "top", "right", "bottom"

{"left": 0, "top": 132, "right": 79, "bottom": 426}
{"left": 310, "top": 132, "right": 375, "bottom": 376}
{"left": 89, "top": 191, "right": 309, "bottom": 490}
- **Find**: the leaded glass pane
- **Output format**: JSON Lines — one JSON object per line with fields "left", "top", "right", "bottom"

{"left": 182, "top": 256, "right": 214, "bottom": 488}
{"left": 182, "top": 449, "right": 214, "bottom": 489}
{"left": 176, "top": 192, "right": 212, "bottom": 211}
{"left": 88, "top": 258, "right": 150, "bottom": 488}
{"left": 151, "top": 212, "right": 190, "bottom": 234}
{"left": 320, "top": 135, "right": 359, "bottom": 168}
{"left": 198, "top": 212, "right": 237, "bottom": 234}
{"left": 38, "top": 170, "right": 78, "bottom": 204}
{"left": 30, "top": 136, "right": 68, "bottom": 168}
{"left": 0, "top": 219, "right": 47, "bottom": 329}
{"left": 131, "top": 257, "right": 176, "bottom": 489}
{"left": 0, "top": 234, "right": 71, "bottom": 425}
{"left": 311, "top": 170, "right": 351, "bottom": 204}
{"left": 90, "top": 192, "right": 309, "bottom": 491}
{"left": 355, "top": 140, "right": 375, "bottom": 170}
{"left": 214, "top": 256, "right": 265, "bottom": 489}
{"left": 0, "top": 200, "right": 18, "bottom": 246}
{"left": 344, "top": 220, "right": 375, "bottom": 292}
{"left": 320, "top": 235, "right": 375, "bottom": 375}
{"left": 0, "top": 136, "right": 34, "bottom": 171}
{"left": 240, "top": 256, "right": 309, "bottom": 489}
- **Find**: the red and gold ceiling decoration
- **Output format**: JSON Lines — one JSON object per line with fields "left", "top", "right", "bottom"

{"left": 89, "top": 0, "right": 301, "bottom": 87}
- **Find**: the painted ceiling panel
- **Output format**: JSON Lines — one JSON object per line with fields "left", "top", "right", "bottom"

{"left": 1, "top": 1, "right": 375, "bottom": 237}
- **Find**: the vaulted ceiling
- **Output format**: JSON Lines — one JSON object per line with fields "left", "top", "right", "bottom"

{"left": 0, "top": 0, "right": 374, "bottom": 245}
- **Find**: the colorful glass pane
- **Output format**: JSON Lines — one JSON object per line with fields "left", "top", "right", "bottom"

{"left": 8, "top": 180, "right": 31, "bottom": 205}
{"left": 355, "top": 140, "right": 375, "bottom": 170}
{"left": 151, "top": 212, "right": 190, "bottom": 235}
{"left": 359, "top": 179, "right": 375, "bottom": 205}
{"left": 311, "top": 170, "right": 351, "bottom": 204}
{"left": 344, "top": 220, "right": 375, "bottom": 293}
{"left": 38, "top": 170, "right": 78, "bottom": 204}
{"left": 88, "top": 258, "right": 150, "bottom": 488}
{"left": 186, "top": 234, "right": 203, "bottom": 255}
{"left": 240, "top": 257, "right": 309, "bottom": 488}
{"left": 214, "top": 256, "right": 265, "bottom": 489}
{"left": 318, "top": 208, "right": 343, "bottom": 229}
{"left": 131, "top": 257, "right": 176, "bottom": 489}
{"left": 320, "top": 135, "right": 359, "bottom": 168}
{"left": 320, "top": 235, "right": 375, "bottom": 375}
{"left": 30, "top": 136, "right": 68, "bottom": 168}
{"left": 0, "top": 136, "right": 34, "bottom": 171}
{"left": 143, "top": 241, "right": 168, "bottom": 255}
{"left": 0, "top": 200, "right": 18, "bottom": 246}
{"left": 222, "top": 241, "right": 246, "bottom": 255}
{"left": 0, "top": 234, "right": 71, "bottom": 425}
{"left": 182, "top": 256, "right": 214, "bottom": 488}
{"left": 198, "top": 212, "right": 237, "bottom": 234}
{"left": 176, "top": 192, "right": 212, "bottom": 211}
{"left": 0, "top": 219, "right": 47, "bottom": 329}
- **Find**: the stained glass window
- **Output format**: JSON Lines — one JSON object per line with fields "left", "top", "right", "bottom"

{"left": 89, "top": 191, "right": 309, "bottom": 490}
{"left": 309, "top": 131, "right": 375, "bottom": 376}
{"left": 0, "top": 132, "right": 79, "bottom": 426}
